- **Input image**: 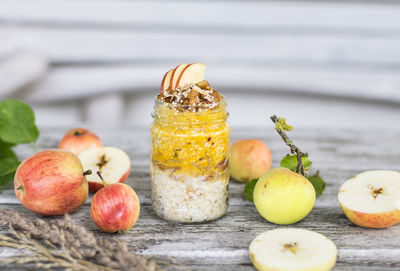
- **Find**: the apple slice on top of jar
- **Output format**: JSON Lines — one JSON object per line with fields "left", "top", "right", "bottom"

{"left": 161, "top": 63, "right": 206, "bottom": 93}
{"left": 151, "top": 63, "right": 230, "bottom": 223}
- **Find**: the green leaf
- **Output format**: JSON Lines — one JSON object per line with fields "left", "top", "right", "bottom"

{"left": 0, "top": 172, "right": 15, "bottom": 186}
{"left": 243, "top": 179, "right": 258, "bottom": 203}
{"left": 280, "top": 154, "right": 312, "bottom": 173}
{"left": 0, "top": 157, "right": 20, "bottom": 176}
{"left": 0, "top": 146, "right": 18, "bottom": 160}
{"left": 308, "top": 171, "right": 325, "bottom": 196}
{"left": 0, "top": 139, "right": 15, "bottom": 148}
{"left": 0, "top": 99, "right": 39, "bottom": 144}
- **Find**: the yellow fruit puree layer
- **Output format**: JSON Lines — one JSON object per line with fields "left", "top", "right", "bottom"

{"left": 151, "top": 100, "right": 230, "bottom": 181}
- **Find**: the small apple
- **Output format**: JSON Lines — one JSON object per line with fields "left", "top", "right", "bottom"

{"left": 90, "top": 172, "right": 140, "bottom": 233}
{"left": 160, "top": 69, "right": 174, "bottom": 93}
{"left": 170, "top": 63, "right": 189, "bottom": 90}
{"left": 338, "top": 170, "right": 400, "bottom": 228}
{"left": 249, "top": 228, "right": 337, "bottom": 271}
{"left": 58, "top": 128, "right": 103, "bottom": 155}
{"left": 14, "top": 150, "right": 88, "bottom": 216}
{"left": 253, "top": 167, "right": 315, "bottom": 224}
{"left": 230, "top": 139, "right": 272, "bottom": 183}
{"left": 78, "top": 147, "right": 131, "bottom": 193}
{"left": 176, "top": 63, "right": 206, "bottom": 88}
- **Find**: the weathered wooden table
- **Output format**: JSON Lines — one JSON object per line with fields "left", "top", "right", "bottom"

{"left": 1, "top": 126, "right": 400, "bottom": 270}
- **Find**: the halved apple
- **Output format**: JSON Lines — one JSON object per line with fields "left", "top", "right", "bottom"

{"left": 160, "top": 69, "right": 174, "bottom": 93}
{"left": 338, "top": 170, "right": 400, "bottom": 228}
{"left": 176, "top": 63, "right": 206, "bottom": 88}
{"left": 78, "top": 147, "right": 131, "bottom": 193}
{"left": 170, "top": 63, "right": 189, "bottom": 90}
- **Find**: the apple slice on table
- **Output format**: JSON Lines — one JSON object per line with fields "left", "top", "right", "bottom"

{"left": 160, "top": 69, "right": 174, "bottom": 93}
{"left": 338, "top": 170, "right": 400, "bottom": 228}
{"left": 176, "top": 63, "right": 206, "bottom": 88}
{"left": 249, "top": 228, "right": 337, "bottom": 271}
{"left": 170, "top": 63, "right": 189, "bottom": 90}
{"left": 78, "top": 147, "right": 131, "bottom": 193}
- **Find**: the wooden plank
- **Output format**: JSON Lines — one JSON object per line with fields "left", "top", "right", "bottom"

{"left": 0, "top": 1, "right": 400, "bottom": 33}
{"left": 20, "top": 64, "right": 400, "bottom": 104}
{"left": 1, "top": 127, "right": 400, "bottom": 270}
{"left": 2, "top": 26, "right": 400, "bottom": 65}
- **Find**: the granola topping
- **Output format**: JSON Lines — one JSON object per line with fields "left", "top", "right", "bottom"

{"left": 157, "top": 81, "right": 223, "bottom": 112}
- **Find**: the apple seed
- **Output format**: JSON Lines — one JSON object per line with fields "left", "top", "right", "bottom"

{"left": 283, "top": 242, "right": 298, "bottom": 254}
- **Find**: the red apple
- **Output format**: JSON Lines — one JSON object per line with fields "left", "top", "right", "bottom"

{"left": 78, "top": 147, "right": 131, "bottom": 193}
{"left": 58, "top": 128, "right": 103, "bottom": 155}
{"left": 230, "top": 139, "right": 272, "bottom": 183}
{"left": 14, "top": 150, "right": 89, "bottom": 216}
{"left": 90, "top": 174, "right": 140, "bottom": 233}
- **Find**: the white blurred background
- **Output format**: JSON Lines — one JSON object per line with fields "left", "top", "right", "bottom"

{"left": 1, "top": 0, "right": 400, "bottom": 129}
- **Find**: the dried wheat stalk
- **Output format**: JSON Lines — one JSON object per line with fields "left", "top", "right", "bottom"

{"left": 0, "top": 209, "right": 162, "bottom": 271}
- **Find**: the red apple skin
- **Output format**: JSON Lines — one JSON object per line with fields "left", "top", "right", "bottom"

{"left": 230, "top": 139, "right": 272, "bottom": 183}
{"left": 14, "top": 150, "right": 88, "bottom": 216}
{"left": 90, "top": 183, "right": 140, "bottom": 233}
{"left": 58, "top": 128, "right": 103, "bottom": 155}
{"left": 89, "top": 167, "right": 131, "bottom": 193}
{"left": 341, "top": 205, "right": 400, "bottom": 228}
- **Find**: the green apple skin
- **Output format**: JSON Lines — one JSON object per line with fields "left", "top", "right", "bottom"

{"left": 254, "top": 167, "right": 315, "bottom": 225}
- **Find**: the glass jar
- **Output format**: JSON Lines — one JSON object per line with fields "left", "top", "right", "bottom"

{"left": 150, "top": 97, "right": 230, "bottom": 223}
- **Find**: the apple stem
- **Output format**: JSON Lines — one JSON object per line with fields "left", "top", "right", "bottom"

{"left": 74, "top": 130, "right": 83, "bottom": 136}
{"left": 16, "top": 185, "right": 24, "bottom": 191}
{"left": 96, "top": 171, "right": 108, "bottom": 187}
{"left": 270, "top": 115, "right": 309, "bottom": 177}
{"left": 83, "top": 170, "right": 92, "bottom": 176}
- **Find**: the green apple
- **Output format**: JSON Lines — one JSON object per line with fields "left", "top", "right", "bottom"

{"left": 254, "top": 167, "right": 315, "bottom": 224}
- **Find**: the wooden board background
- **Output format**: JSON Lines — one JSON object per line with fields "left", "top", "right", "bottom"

{"left": 1, "top": 0, "right": 400, "bottom": 103}
{"left": 1, "top": 126, "right": 400, "bottom": 270}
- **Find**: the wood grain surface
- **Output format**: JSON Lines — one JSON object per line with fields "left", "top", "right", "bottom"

{"left": 1, "top": 126, "right": 400, "bottom": 270}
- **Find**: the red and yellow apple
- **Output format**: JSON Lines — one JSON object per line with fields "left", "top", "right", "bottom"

{"left": 230, "top": 139, "right": 272, "bottom": 183}
{"left": 338, "top": 170, "right": 400, "bottom": 228}
{"left": 14, "top": 150, "right": 88, "bottom": 215}
{"left": 78, "top": 147, "right": 131, "bottom": 193}
{"left": 58, "top": 128, "right": 103, "bottom": 155}
{"left": 91, "top": 179, "right": 140, "bottom": 233}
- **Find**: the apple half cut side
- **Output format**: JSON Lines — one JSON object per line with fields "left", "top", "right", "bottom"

{"left": 338, "top": 170, "right": 400, "bottom": 228}
{"left": 169, "top": 63, "right": 189, "bottom": 90}
{"left": 160, "top": 69, "right": 174, "bottom": 93}
{"left": 176, "top": 63, "right": 206, "bottom": 88}
{"left": 78, "top": 147, "right": 131, "bottom": 193}
{"left": 249, "top": 228, "right": 337, "bottom": 271}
